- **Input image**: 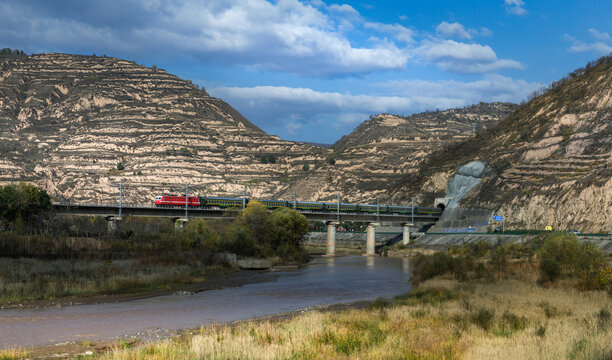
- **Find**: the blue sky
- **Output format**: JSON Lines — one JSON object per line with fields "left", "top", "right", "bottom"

{"left": 1, "top": 0, "right": 611, "bottom": 143}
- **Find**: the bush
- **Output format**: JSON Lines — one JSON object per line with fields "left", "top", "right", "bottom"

{"left": 471, "top": 308, "right": 495, "bottom": 331}
{"left": 412, "top": 252, "right": 456, "bottom": 283}
{"left": 538, "top": 233, "right": 606, "bottom": 289}
{"left": 221, "top": 227, "right": 257, "bottom": 257}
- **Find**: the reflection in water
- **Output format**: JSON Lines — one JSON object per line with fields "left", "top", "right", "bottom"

{"left": 402, "top": 258, "right": 411, "bottom": 274}
{"left": 366, "top": 256, "right": 375, "bottom": 267}
{"left": 0, "top": 256, "right": 412, "bottom": 349}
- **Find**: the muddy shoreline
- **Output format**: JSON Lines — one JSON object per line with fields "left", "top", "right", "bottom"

{"left": 22, "top": 297, "right": 375, "bottom": 359}
{"left": 0, "top": 267, "right": 278, "bottom": 310}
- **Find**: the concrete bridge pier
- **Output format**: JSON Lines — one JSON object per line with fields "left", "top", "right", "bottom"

{"left": 326, "top": 221, "right": 339, "bottom": 256}
{"left": 174, "top": 218, "right": 188, "bottom": 232}
{"left": 365, "top": 222, "right": 380, "bottom": 256}
{"left": 402, "top": 223, "right": 413, "bottom": 245}
{"left": 106, "top": 216, "right": 122, "bottom": 234}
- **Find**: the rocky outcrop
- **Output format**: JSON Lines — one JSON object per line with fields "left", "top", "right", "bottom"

{"left": 445, "top": 161, "right": 486, "bottom": 209}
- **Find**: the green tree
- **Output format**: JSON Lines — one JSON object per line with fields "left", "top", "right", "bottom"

{"left": 184, "top": 218, "right": 220, "bottom": 251}
{"left": 269, "top": 207, "right": 309, "bottom": 261}
{"left": 0, "top": 183, "right": 51, "bottom": 223}
{"left": 236, "top": 199, "right": 273, "bottom": 251}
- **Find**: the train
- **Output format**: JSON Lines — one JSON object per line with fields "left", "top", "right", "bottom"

{"left": 154, "top": 195, "right": 442, "bottom": 216}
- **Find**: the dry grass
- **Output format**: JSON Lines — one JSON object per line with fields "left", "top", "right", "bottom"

{"left": 100, "top": 272, "right": 612, "bottom": 360}
{"left": 0, "top": 348, "right": 28, "bottom": 360}
{"left": 0, "top": 257, "right": 219, "bottom": 304}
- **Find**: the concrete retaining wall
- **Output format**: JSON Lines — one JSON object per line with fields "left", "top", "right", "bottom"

{"left": 414, "top": 234, "right": 612, "bottom": 254}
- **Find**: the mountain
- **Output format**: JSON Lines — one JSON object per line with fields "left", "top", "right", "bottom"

{"left": 0, "top": 53, "right": 328, "bottom": 203}
{"left": 276, "top": 103, "right": 516, "bottom": 203}
{"left": 0, "top": 52, "right": 522, "bottom": 209}
{"left": 390, "top": 55, "right": 612, "bottom": 232}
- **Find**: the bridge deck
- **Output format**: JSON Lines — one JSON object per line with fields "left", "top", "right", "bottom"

{"left": 51, "top": 203, "right": 441, "bottom": 223}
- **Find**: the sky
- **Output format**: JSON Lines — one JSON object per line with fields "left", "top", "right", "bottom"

{"left": 1, "top": 0, "right": 611, "bottom": 144}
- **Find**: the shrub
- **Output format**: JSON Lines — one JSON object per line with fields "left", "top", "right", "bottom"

{"left": 117, "top": 162, "right": 125, "bottom": 171}
{"left": 222, "top": 227, "right": 258, "bottom": 257}
{"left": 538, "top": 233, "right": 606, "bottom": 289}
{"left": 471, "top": 308, "right": 495, "bottom": 331}
{"left": 597, "top": 309, "right": 610, "bottom": 330}
{"left": 412, "top": 252, "right": 456, "bottom": 283}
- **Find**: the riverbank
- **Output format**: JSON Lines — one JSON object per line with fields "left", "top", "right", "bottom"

{"left": 0, "top": 257, "right": 279, "bottom": 309}
{"left": 10, "top": 269, "right": 610, "bottom": 360}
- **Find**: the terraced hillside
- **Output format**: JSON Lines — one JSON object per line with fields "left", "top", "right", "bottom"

{"left": 0, "top": 53, "right": 328, "bottom": 203}
{"left": 276, "top": 104, "right": 516, "bottom": 203}
{"left": 391, "top": 55, "right": 612, "bottom": 233}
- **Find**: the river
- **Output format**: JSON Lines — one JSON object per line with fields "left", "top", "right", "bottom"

{"left": 0, "top": 256, "right": 413, "bottom": 349}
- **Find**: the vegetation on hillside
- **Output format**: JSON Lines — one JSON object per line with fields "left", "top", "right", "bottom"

{"left": 0, "top": 48, "right": 26, "bottom": 56}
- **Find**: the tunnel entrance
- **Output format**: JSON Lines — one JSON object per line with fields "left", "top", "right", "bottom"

{"left": 436, "top": 203, "right": 446, "bottom": 211}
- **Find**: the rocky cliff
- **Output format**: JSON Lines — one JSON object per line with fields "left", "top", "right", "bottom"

{"left": 0, "top": 53, "right": 328, "bottom": 203}
{"left": 391, "top": 55, "right": 612, "bottom": 233}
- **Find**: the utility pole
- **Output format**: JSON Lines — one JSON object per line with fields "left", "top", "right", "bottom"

{"left": 411, "top": 197, "right": 414, "bottom": 225}
{"left": 242, "top": 185, "right": 246, "bottom": 209}
{"left": 185, "top": 183, "right": 189, "bottom": 219}
{"left": 119, "top": 178, "right": 123, "bottom": 217}
{"left": 376, "top": 196, "right": 380, "bottom": 223}
{"left": 293, "top": 190, "right": 296, "bottom": 209}
{"left": 337, "top": 192, "right": 340, "bottom": 223}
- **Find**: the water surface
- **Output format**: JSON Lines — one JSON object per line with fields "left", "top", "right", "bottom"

{"left": 0, "top": 256, "right": 413, "bottom": 348}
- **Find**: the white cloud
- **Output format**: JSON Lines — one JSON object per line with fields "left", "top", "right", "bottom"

{"left": 568, "top": 42, "right": 612, "bottom": 54}
{"left": 209, "top": 76, "right": 537, "bottom": 138}
{"left": 588, "top": 28, "right": 610, "bottom": 41}
{"left": 0, "top": 0, "right": 411, "bottom": 77}
{"left": 480, "top": 27, "right": 493, "bottom": 37}
{"left": 436, "top": 21, "right": 472, "bottom": 39}
{"left": 327, "top": 3, "right": 359, "bottom": 17}
{"left": 504, "top": 0, "right": 527, "bottom": 16}
{"left": 376, "top": 75, "right": 539, "bottom": 104}
{"left": 364, "top": 22, "right": 415, "bottom": 43}
{"left": 415, "top": 40, "right": 524, "bottom": 73}
{"left": 285, "top": 122, "right": 303, "bottom": 135}
{"left": 564, "top": 29, "right": 612, "bottom": 55}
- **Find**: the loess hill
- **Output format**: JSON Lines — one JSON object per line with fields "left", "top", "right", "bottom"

{"left": 390, "top": 56, "right": 612, "bottom": 233}
{"left": 0, "top": 53, "right": 329, "bottom": 203}
{"left": 277, "top": 103, "right": 516, "bottom": 203}
{"left": 0, "top": 52, "right": 517, "bottom": 206}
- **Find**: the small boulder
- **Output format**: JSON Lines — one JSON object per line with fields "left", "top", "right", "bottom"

{"left": 236, "top": 258, "right": 272, "bottom": 269}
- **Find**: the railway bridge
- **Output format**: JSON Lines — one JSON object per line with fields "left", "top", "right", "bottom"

{"left": 51, "top": 203, "right": 442, "bottom": 256}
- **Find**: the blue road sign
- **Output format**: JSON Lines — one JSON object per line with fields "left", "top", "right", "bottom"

{"left": 493, "top": 215, "right": 503, "bottom": 221}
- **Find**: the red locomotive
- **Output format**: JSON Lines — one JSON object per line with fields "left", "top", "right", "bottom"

{"left": 154, "top": 195, "right": 201, "bottom": 207}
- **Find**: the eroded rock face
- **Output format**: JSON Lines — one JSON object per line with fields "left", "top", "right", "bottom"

{"left": 391, "top": 56, "right": 612, "bottom": 233}
{"left": 445, "top": 161, "right": 486, "bottom": 209}
{"left": 0, "top": 53, "right": 328, "bottom": 203}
